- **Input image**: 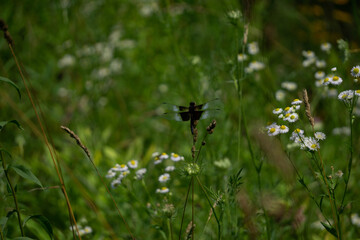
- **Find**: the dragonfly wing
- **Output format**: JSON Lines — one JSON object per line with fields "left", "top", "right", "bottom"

{"left": 161, "top": 103, "right": 191, "bottom": 121}
{"left": 195, "top": 98, "right": 221, "bottom": 111}
{"left": 198, "top": 109, "right": 221, "bottom": 120}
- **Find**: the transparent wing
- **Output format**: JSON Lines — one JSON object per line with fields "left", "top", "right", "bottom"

{"left": 197, "top": 108, "right": 221, "bottom": 120}
{"left": 160, "top": 103, "right": 190, "bottom": 122}
{"left": 195, "top": 98, "right": 222, "bottom": 111}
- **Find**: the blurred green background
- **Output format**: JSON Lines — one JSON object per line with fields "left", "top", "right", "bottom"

{"left": 1, "top": 0, "right": 360, "bottom": 239}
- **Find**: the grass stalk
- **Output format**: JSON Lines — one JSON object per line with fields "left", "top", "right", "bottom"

{"left": 60, "top": 126, "right": 135, "bottom": 239}
{"left": 0, "top": 151, "right": 24, "bottom": 236}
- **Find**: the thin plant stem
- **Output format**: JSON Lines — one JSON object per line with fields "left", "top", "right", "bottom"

{"left": 5, "top": 41, "right": 82, "bottom": 239}
{"left": 192, "top": 177, "right": 195, "bottom": 240}
{"left": 1, "top": 151, "right": 24, "bottom": 236}
{"left": 315, "top": 150, "right": 341, "bottom": 240}
{"left": 178, "top": 178, "right": 192, "bottom": 240}
{"left": 340, "top": 99, "right": 355, "bottom": 210}
{"left": 196, "top": 176, "right": 221, "bottom": 240}
{"left": 168, "top": 218, "right": 174, "bottom": 240}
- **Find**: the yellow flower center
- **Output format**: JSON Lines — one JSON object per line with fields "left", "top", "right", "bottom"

{"left": 333, "top": 76, "right": 339, "bottom": 81}
{"left": 270, "top": 128, "right": 276, "bottom": 133}
{"left": 285, "top": 113, "right": 290, "bottom": 117}
{"left": 161, "top": 187, "right": 167, "bottom": 190}
{"left": 342, "top": 94, "right": 347, "bottom": 99}
{"left": 293, "top": 99, "right": 299, "bottom": 102}
{"left": 356, "top": 90, "right": 360, "bottom": 94}
{"left": 275, "top": 108, "right": 280, "bottom": 111}
{"left": 120, "top": 164, "right": 126, "bottom": 168}
{"left": 161, "top": 152, "right": 166, "bottom": 155}
{"left": 295, "top": 128, "right": 301, "bottom": 133}
{"left": 354, "top": 68, "right": 360, "bottom": 74}
{"left": 324, "top": 78, "right": 329, "bottom": 82}
{"left": 311, "top": 144, "right": 317, "bottom": 149}
{"left": 172, "top": 153, "right": 179, "bottom": 158}
{"left": 131, "top": 160, "right": 136, "bottom": 165}
{"left": 280, "top": 125, "right": 286, "bottom": 130}
{"left": 290, "top": 115, "right": 295, "bottom": 119}
{"left": 284, "top": 107, "right": 290, "bottom": 111}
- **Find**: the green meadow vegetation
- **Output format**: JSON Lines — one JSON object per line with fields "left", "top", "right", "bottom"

{"left": 1, "top": 0, "right": 360, "bottom": 239}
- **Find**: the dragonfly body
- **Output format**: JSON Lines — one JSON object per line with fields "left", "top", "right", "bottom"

{"left": 162, "top": 99, "right": 220, "bottom": 135}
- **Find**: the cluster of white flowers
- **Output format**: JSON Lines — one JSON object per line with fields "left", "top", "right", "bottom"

{"left": 267, "top": 98, "right": 326, "bottom": 152}
{"left": 152, "top": 151, "right": 184, "bottom": 194}
{"left": 69, "top": 225, "right": 93, "bottom": 237}
{"left": 237, "top": 41, "right": 265, "bottom": 74}
{"left": 106, "top": 160, "right": 147, "bottom": 188}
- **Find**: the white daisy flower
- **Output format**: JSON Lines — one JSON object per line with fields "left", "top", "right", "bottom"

{"left": 338, "top": 90, "right": 354, "bottom": 101}
{"left": 302, "top": 50, "right": 315, "bottom": 58}
{"left": 314, "top": 132, "right": 326, "bottom": 140}
{"left": 316, "top": 60, "right": 326, "bottom": 68}
{"left": 165, "top": 166, "right": 175, "bottom": 172}
{"left": 293, "top": 105, "right": 300, "bottom": 110}
{"left": 106, "top": 169, "right": 116, "bottom": 178}
{"left": 159, "top": 152, "right": 169, "bottom": 160}
{"left": 329, "top": 76, "right": 343, "bottom": 85}
{"left": 111, "top": 179, "right": 122, "bottom": 188}
{"left": 281, "top": 81, "right": 297, "bottom": 91}
{"left": 331, "top": 67, "right": 337, "bottom": 72}
{"left": 351, "top": 213, "right": 360, "bottom": 227}
{"left": 315, "top": 71, "right": 325, "bottom": 79}
{"left": 278, "top": 113, "right": 284, "bottom": 119}
{"left": 303, "top": 58, "right": 316, "bottom": 67}
{"left": 279, "top": 125, "right": 289, "bottom": 134}
{"left": 156, "top": 187, "right": 170, "bottom": 194}
{"left": 247, "top": 61, "right": 265, "bottom": 71}
{"left": 321, "top": 42, "right": 331, "bottom": 52}
{"left": 135, "top": 168, "right": 147, "bottom": 180}
{"left": 304, "top": 137, "right": 320, "bottom": 151}
{"left": 237, "top": 53, "right": 248, "bottom": 62}
{"left": 355, "top": 90, "right": 360, "bottom": 96}
{"left": 287, "top": 113, "right": 299, "bottom": 123}
{"left": 171, "top": 153, "right": 182, "bottom": 162}
{"left": 291, "top": 99, "right": 302, "bottom": 105}
{"left": 273, "top": 108, "right": 283, "bottom": 114}
{"left": 266, "top": 123, "right": 280, "bottom": 136}
{"left": 283, "top": 106, "right": 292, "bottom": 113}
{"left": 127, "top": 160, "right": 138, "bottom": 169}
{"left": 247, "top": 42, "right": 259, "bottom": 55}
{"left": 290, "top": 128, "right": 304, "bottom": 141}
{"left": 275, "top": 90, "right": 286, "bottom": 101}
{"left": 159, "top": 173, "right": 170, "bottom": 182}
{"left": 315, "top": 79, "right": 324, "bottom": 87}
{"left": 115, "top": 164, "right": 128, "bottom": 172}
{"left": 83, "top": 226, "right": 93, "bottom": 234}
{"left": 322, "top": 77, "right": 331, "bottom": 86}
{"left": 351, "top": 65, "right": 360, "bottom": 77}
{"left": 152, "top": 152, "right": 160, "bottom": 158}
{"left": 120, "top": 170, "right": 130, "bottom": 178}
{"left": 154, "top": 156, "right": 162, "bottom": 165}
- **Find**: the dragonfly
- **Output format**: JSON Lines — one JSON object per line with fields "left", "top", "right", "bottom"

{"left": 161, "top": 98, "right": 221, "bottom": 135}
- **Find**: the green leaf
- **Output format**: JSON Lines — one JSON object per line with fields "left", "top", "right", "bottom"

{"left": 321, "top": 221, "right": 338, "bottom": 238}
{"left": 8, "top": 164, "right": 43, "bottom": 188}
{"left": 0, "top": 76, "right": 21, "bottom": 99}
{"left": 0, "top": 120, "right": 23, "bottom": 131}
{"left": 23, "top": 215, "right": 53, "bottom": 240}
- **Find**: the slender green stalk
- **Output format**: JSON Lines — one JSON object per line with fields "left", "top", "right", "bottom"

{"left": 178, "top": 179, "right": 192, "bottom": 240}
{"left": 340, "top": 100, "right": 355, "bottom": 210}
{"left": 167, "top": 218, "right": 174, "bottom": 240}
{"left": 0, "top": 226, "right": 4, "bottom": 240}
{"left": 192, "top": 177, "right": 195, "bottom": 240}
{"left": 196, "top": 176, "right": 221, "bottom": 240}
{"left": 1, "top": 151, "right": 24, "bottom": 236}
